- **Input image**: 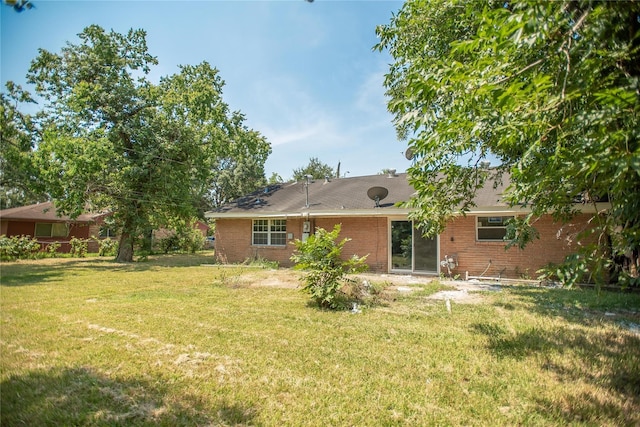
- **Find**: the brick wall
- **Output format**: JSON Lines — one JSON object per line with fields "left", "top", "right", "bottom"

{"left": 214, "top": 218, "right": 299, "bottom": 266}
{"left": 214, "top": 213, "right": 593, "bottom": 277}
{"left": 214, "top": 216, "right": 389, "bottom": 271}
{"left": 4, "top": 220, "right": 92, "bottom": 253}
{"left": 314, "top": 217, "right": 389, "bottom": 272}
{"left": 440, "top": 213, "right": 594, "bottom": 279}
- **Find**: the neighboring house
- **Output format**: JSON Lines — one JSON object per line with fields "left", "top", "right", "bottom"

{"left": 0, "top": 202, "right": 110, "bottom": 253}
{"left": 206, "top": 171, "right": 598, "bottom": 279}
{"left": 1, "top": 202, "right": 210, "bottom": 254}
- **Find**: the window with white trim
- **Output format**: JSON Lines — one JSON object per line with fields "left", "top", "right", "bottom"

{"left": 476, "top": 216, "right": 513, "bottom": 241}
{"left": 252, "top": 219, "right": 286, "bottom": 246}
{"left": 35, "top": 222, "right": 68, "bottom": 238}
{"left": 99, "top": 227, "right": 116, "bottom": 238}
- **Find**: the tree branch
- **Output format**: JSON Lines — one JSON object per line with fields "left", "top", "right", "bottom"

{"left": 495, "top": 58, "right": 545, "bottom": 85}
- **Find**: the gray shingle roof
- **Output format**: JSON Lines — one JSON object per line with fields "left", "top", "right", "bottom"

{"left": 207, "top": 172, "right": 511, "bottom": 218}
{"left": 0, "top": 202, "right": 102, "bottom": 222}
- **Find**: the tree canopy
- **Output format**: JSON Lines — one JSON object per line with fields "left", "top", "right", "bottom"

{"left": 22, "top": 25, "right": 270, "bottom": 261}
{"left": 0, "top": 82, "right": 45, "bottom": 208}
{"left": 206, "top": 117, "right": 271, "bottom": 208}
{"left": 292, "top": 157, "right": 336, "bottom": 181}
{"left": 376, "top": 0, "right": 639, "bottom": 285}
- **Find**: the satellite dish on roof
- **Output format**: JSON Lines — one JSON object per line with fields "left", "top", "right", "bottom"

{"left": 404, "top": 147, "right": 415, "bottom": 160}
{"left": 367, "top": 186, "right": 389, "bottom": 208}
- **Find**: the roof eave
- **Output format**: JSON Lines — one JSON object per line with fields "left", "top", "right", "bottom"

{"left": 206, "top": 206, "right": 520, "bottom": 219}
{"left": 205, "top": 203, "right": 607, "bottom": 219}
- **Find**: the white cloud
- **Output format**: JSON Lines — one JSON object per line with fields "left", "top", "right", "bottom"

{"left": 262, "top": 118, "right": 343, "bottom": 147}
{"left": 241, "top": 61, "right": 399, "bottom": 178}
{"left": 354, "top": 70, "right": 387, "bottom": 115}
{"left": 244, "top": 74, "right": 348, "bottom": 148}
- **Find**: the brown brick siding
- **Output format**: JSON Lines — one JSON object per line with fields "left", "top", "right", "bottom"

{"left": 3, "top": 220, "right": 93, "bottom": 253}
{"left": 314, "top": 217, "right": 388, "bottom": 272}
{"left": 214, "top": 216, "right": 389, "bottom": 271}
{"left": 214, "top": 213, "right": 593, "bottom": 277}
{"left": 440, "top": 214, "right": 593, "bottom": 279}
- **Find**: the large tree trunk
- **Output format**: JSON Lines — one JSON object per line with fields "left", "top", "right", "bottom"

{"left": 116, "top": 231, "right": 134, "bottom": 262}
{"left": 115, "top": 198, "right": 140, "bottom": 262}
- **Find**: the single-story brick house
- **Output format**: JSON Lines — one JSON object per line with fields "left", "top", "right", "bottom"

{"left": 0, "top": 202, "right": 110, "bottom": 253}
{"left": 206, "top": 172, "right": 598, "bottom": 279}
{"left": 1, "top": 202, "right": 211, "bottom": 254}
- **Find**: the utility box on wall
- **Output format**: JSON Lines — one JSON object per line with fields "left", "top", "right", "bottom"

{"left": 302, "top": 221, "right": 311, "bottom": 241}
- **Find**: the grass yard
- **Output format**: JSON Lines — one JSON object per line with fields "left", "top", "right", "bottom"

{"left": 1, "top": 253, "right": 639, "bottom": 426}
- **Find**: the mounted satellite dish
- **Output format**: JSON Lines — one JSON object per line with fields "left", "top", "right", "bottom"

{"left": 404, "top": 147, "right": 415, "bottom": 160}
{"left": 367, "top": 186, "right": 389, "bottom": 208}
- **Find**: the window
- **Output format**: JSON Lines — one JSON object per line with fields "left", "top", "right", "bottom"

{"left": 35, "top": 222, "right": 68, "bottom": 238}
{"left": 252, "top": 219, "right": 286, "bottom": 246}
{"left": 99, "top": 227, "right": 116, "bottom": 238}
{"left": 476, "top": 216, "right": 513, "bottom": 241}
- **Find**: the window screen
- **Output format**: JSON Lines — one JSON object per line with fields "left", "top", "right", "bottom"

{"left": 476, "top": 216, "right": 512, "bottom": 241}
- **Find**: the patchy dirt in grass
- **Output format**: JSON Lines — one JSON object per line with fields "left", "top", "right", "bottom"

{"left": 236, "top": 269, "right": 497, "bottom": 304}
{"left": 356, "top": 273, "right": 499, "bottom": 304}
{"left": 249, "top": 271, "right": 301, "bottom": 288}
{"left": 426, "top": 288, "right": 486, "bottom": 304}
{"left": 434, "top": 280, "right": 506, "bottom": 304}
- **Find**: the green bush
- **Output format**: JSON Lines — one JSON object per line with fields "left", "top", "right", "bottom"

{"left": 158, "top": 227, "right": 205, "bottom": 254}
{"left": 0, "top": 235, "right": 41, "bottom": 260}
{"left": 0, "top": 235, "right": 12, "bottom": 260}
{"left": 97, "top": 238, "right": 118, "bottom": 257}
{"left": 45, "top": 242, "right": 61, "bottom": 257}
{"left": 180, "top": 226, "right": 205, "bottom": 254}
{"left": 290, "top": 224, "right": 368, "bottom": 310}
{"left": 541, "top": 251, "right": 640, "bottom": 289}
{"left": 539, "top": 249, "right": 609, "bottom": 288}
{"left": 158, "top": 234, "right": 181, "bottom": 254}
{"left": 69, "top": 237, "right": 87, "bottom": 258}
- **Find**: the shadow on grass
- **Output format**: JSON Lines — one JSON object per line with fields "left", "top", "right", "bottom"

{"left": 0, "top": 252, "right": 218, "bottom": 287}
{"left": 0, "top": 366, "right": 258, "bottom": 426}
{"left": 512, "top": 287, "right": 640, "bottom": 317}
{"left": 470, "top": 286, "right": 640, "bottom": 425}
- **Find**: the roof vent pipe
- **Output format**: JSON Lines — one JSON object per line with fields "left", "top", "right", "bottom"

{"left": 304, "top": 175, "right": 312, "bottom": 208}
{"left": 387, "top": 169, "right": 396, "bottom": 178}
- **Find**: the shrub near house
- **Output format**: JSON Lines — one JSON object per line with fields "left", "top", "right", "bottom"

{"left": 290, "top": 224, "right": 369, "bottom": 309}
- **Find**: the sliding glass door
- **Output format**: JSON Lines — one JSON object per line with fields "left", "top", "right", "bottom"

{"left": 390, "top": 220, "right": 438, "bottom": 273}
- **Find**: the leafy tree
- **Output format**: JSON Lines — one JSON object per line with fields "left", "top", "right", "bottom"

{"left": 292, "top": 157, "right": 335, "bottom": 181}
{"left": 26, "top": 25, "right": 269, "bottom": 262}
{"left": 267, "top": 172, "right": 284, "bottom": 184}
{"left": 0, "top": 83, "right": 46, "bottom": 208}
{"left": 290, "top": 224, "right": 368, "bottom": 310}
{"left": 206, "top": 117, "right": 271, "bottom": 208}
{"left": 376, "top": 0, "right": 640, "bottom": 285}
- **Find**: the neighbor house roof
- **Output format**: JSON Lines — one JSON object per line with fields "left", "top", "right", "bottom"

{"left": 206, "top": 172, "right": 519, "bottom": 219}
{"left": 0, "top": 202, "right": 103, "bottom": 223}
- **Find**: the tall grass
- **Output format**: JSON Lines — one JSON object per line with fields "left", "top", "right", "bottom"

{"left": 1, "top": 255, "right": 639, "bottom": 426}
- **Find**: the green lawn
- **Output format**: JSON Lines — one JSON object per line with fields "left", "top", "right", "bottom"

{"left": 1, "top": 254, "right": 639, "bottom": 426}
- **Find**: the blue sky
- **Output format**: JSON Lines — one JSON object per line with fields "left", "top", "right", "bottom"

{"left": 1, "top": 0, "right": 409, "bottom": 181}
